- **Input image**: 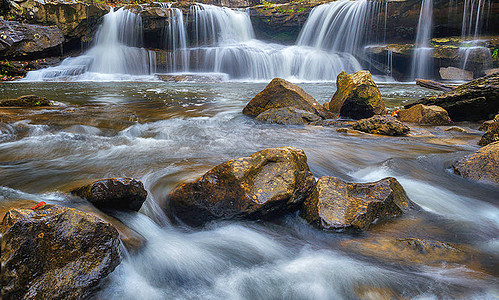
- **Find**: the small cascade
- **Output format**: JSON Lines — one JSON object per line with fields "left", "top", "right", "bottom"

{"left": 410, "top": 0, "right": 433, "bottom": 79}
{"left": 459, "top": 0, "right": 492, "bottom": 72}
{"left": 25, "top": 8, "right": 156, "bottom": 81}
{"left": 161, "top": 3, "right": 189, "bottom": 73}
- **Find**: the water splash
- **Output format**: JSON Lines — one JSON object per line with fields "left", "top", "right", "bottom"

{"left": 410, "top": 0, "right": 433, "bottom": 80}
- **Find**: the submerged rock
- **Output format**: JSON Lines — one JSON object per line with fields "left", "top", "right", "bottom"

{"left": 406, "top": 72, "right": 499, "bottom": 121}
{"left": 453, "top": 142, "right": 499, "bottom": 184}
{"left": 300, "top": 176, "right": 413, "bottom": 231}
{"left": 326, "top": 70, "right": 386, "bottom": 120}
{"left": 168, "top": 147, "right": 315, "bottom": 226}
{"left": 0, "top": 95, "right": 52, "bottom": 107}
{"left": 71, "top": 178, "right": 147, "bottom": 212}
{"left": 255, "top": 107, "right": 321, "bottom": 125}
{"left": 352, "top": 115, "right": 410, "bottom": 136}
{"left": 0, "top": 204, "right": 121, "bottom": 300}
{"left": 242, "top": 78, "right": 332, "bottom": 119}
{"left": 397, "top": 104, "right": 450, "bottom": 125}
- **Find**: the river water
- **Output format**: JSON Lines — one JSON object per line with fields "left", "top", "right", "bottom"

{"left": 0, "top": 81, "right": 498, "bottom": 299}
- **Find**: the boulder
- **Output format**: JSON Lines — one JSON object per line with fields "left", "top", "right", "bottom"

{"left": 300, "top": 176, "right": 413, "bottom": 231}
{"left": 352, "top": 115, "right": 410, "bottom": 136}
{"left": 405, "top": 72, "right": 499, "bottom": 121}
{"left": 0, "top": 95, "right": 52, "bottom": 107}
{"left": 327, "top": 70, "right": 386, "bottom": 119}
{"left": 478, "top": 114, "right": 499, "bottom": 131}
{"left": 242, "top": 78, "right": 332, "bottom": 119}
{"left": 0, "top": 19, "right": 64, "bottom": 59}
{"left": 478, "top": 122, "right": 499, "bottom": 146}
{"left": 71, "top": 178, "right": 147, "bottom": 212}
{"left": 1, "top": 204, "right": 121, "bottom": 299}
{"left": 439, "top": 66, "right": 473, "bottom": 81}
{"left": 397, "top": 104, "right": 450, "bottom": 125}
{"left": 255, "top": 107, "right": 321, "bottom": 125}
{"left": 453, "top": 142, "right": 499, "bottom": 184}
{"left": 168, "top": 147, "right": 316, "bottom": 226}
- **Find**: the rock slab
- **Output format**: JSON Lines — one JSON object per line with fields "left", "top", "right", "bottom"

{"left": 300, "top": 176, "right": 413, "bottom": 231}
{"left": 255, "top": 107, "right": 321, "bottom": 125}
{"left": 352, "top": 115, "right": 410, "bottom": 136}
{"left": 168, "top": 147, "right": 316, "bottom": 226}
{"left": 0, "top": 205, "right": 121, "bottom": 300}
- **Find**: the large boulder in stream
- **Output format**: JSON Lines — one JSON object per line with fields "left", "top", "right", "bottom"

{"left": 326, "top": 70, "right": 386, "bottom": 119}
{"left": 352, "top": 115, "right": 410, "bottom": 136}
{"left": 255, "top": 107, "right": 321, "bottom": 125}
{"left": 300, "top": 176, "right": 414, "bottom": 231}
{"left": 0, "top": 204, "right": 121, "bottom": 299}
{"left": 453, "top": 142, "right": 499, "bottom": 184}
{"left": 71, "top": 177, "right": 147, "bottom": 212}
{"left": 405, "top": 72, "right": 499, "bottom": 121}
{"left": 242, "top": 78, "right": 332, "bottom": 119}
{"left": 397, "top": 104, "right": 450, "bottom": 125}
{"left": 168, "top": 147, "right": 316, "bottom": 226}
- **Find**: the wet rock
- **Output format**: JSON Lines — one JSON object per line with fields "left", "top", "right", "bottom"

{"left": 439, "top": 66, "right": 473, "bottom": 81}
{"left": 300, "top": 176, "right": 413, "bottom": 231}
{"left": 0, "top": 204, "right": 121, "bottom": 299}
{"left": 453, "top": 142, "right": 499, "bottom": 184}
{"left": 444, "top": 126, "right": 471, "bottom": 133}
{"left": 255, "top": 107, "right": 321, "bottom": 125}
{"left": 397, "top": 104, "right": 450, "bottom": 125}
{"left": 0, "top": 95, "right": 52, "bottom": 107}
{"left": 479, "top": 114, "right": 499, "bottom": 131}
{"left": 156, "top": 73, "right": 226, "bottom": 83}
{"left": 406, "top": 72, "right": 499, "bottom": 121}
{"left": 168, "top": 147, "right": 316, "bottom": 227}
{"left": 243, "top": 78, "right": 332, "bottom": 119}
{"left": 327, "top": 70, "right": 386, "bottom": 120}
{"left": 352, "top": 115, "right": 410, "bottom": 136}
{"left": 478, "top": 122, "right": 499, "bottom": 146}
{"left": 0, "top": 19, "right": 64, "bottom": 59}
{"left": 71, "top": 178, "right": 147, "bottom": 212}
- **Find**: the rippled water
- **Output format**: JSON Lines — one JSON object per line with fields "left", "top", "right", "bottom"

{"left": 0, "top": 81, "right": 497, "bottom": 299}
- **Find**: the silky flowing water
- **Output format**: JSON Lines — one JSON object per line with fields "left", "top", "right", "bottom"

{"left": 0, "top": 81, "right": 498, "bottom": 299}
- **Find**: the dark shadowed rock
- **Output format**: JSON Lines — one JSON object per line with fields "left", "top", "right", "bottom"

{"left": 0, "top": 95, "right": 52, "bottom": 107}
{"left": 478, "top": 114, "right": 499, "bottom": 131}
{"left": 405, "top": 72, "right": 499, "bottom": 121}
{"left": 397, "top": 104, "right": 450, "bottom": 125}
{"left": 453, "top": 142, "right": 499, "bottom": 184}
{"left": 168, "top": 147, "right": 316, "bottom": 227}
{"left": 243, "top": 78, "right": 332, "bottom": 119}
{"left": 71, "top": 178, "right": 147, "bottom": 212}
{"left": 352, "top": 115, "right": 410, "bottom": 136}
{"left": 0, "top": 204, "right": 121, "bottom": 300}
{"left": 255, "top": 107, "right": 321, "bottom": 125}
{"left": 300, "top": 176, "right": 414, "bottom": 231}
{"left": 327, "top": 70, "right": 386, "bottom": 119}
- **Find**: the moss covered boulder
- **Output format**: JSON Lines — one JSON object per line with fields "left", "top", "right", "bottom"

{"left": 453, "top": 142, "right": 499, "bottom": 184}
{"left": 397, "top": 104, "right": 450, "bottom": 125}
{"left": 168, "top": 147, "right": 315, "bottom": 226}
{"left": 0, "top": 204, "right": 121, "bottom": 300}
{"left": 352, "top": 115, "right": 410, "bottom": 136}
{"left": 243, "top": 78, "right": 332, "bottom": 119}
{"left": 300, "top": 176, "right": 413, "bottom": 231}
{"left": 327, "top": 70, "right": 386, "bottom": 119}
{"left": 71, "top": 178, "right": 147, "bottom": 212}
{"left": 0, "top": 95, "right": 52, "bottom": 107}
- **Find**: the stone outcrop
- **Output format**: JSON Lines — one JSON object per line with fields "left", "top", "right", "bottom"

{"left": 168, "top": 147, "right": 315, "bottom": 226}
{"left": 300, "top": 176, "right": 413, "bottom": 231}
{"left": 479, "top": 114, "right": 499, "bottom": 131}
{"left": 243, "top": 78, "right": 332, "bottom": 119}
{"left": 397, "top": 104, "right": 450, "bottom": 125}
{"left": 478, "top": 122, "right": 499, "bottom": 146}
{"left": 327, "top": 70, "right": 386, "bottom": 120}
{"left": 0, "top": 19, "right": 64, "bottom": 59}
{"left": 255, "top": 107, "right": 321, "bottom": 125}
{"left": 71, "top": 178, "right": 147, "bottom": 212}
{"left": 1, "top": 204, "right": 121, "bottom": 299}
{"left": 453, "top": 142, "right": 499, "bottom": 184}
{"left": 352, "top": 115, "right": 410, "bottom": 136}
{"left": 0, "top": 95, "right": 52, "bottom": 107}
{"left": 439, "top": 66, "right": 473, "bottom": 81}
{"left": 406, "top": 72, "right": 499, "bottom": 121}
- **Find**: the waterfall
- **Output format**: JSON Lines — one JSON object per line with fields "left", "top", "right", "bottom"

{"left": 161, "top": 3, "right": 189, "bottom": 73}
{"left": 25, "top": 8, "right": 156, "bottom": 81}
{"left": 410, "top": 0, "right": 433, "bottom": 79}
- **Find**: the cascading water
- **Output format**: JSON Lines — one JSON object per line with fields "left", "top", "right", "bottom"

{"left": 161, "top": 3, "right": 189, "bottom": 73}
{"left": 410, "top": 0, "right": 433, "bottom": 80}
{"left": 24, "top": 8, "right": 156, "bottom": 81}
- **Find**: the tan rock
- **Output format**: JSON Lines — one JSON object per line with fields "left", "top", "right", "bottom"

{"left": 439, "top": 66, "right": 473, "bottom": 81}
{"left": 397, "top": 104, "right": 450, "bottom": 125}
{"left": 352, "top": 115, "right": 410, "bottom": 136}
{"left": 454, "top": 142, "right": 499, "bottom": 184}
